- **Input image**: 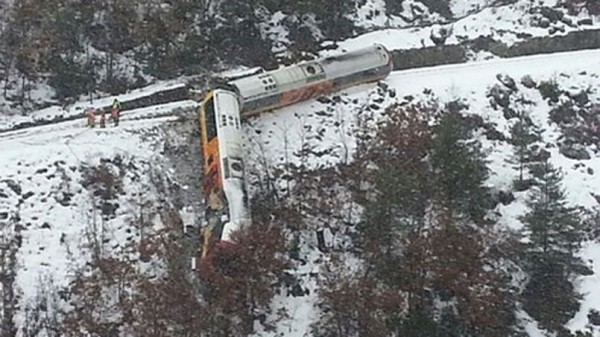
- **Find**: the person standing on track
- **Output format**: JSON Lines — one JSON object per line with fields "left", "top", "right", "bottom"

{"left": 99, "top": 109, "right": 106, "bottom": 128}
{"left": 86, "top": 107, "right": 96, "bottom": 128}
{"left": 111, "top": 98, "right": 121, "bottom": 126}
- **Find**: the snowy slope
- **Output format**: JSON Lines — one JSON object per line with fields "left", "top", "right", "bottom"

{"left": 0, "top": 81, "right": 188, "bottom": 132}
{"left": 260, "top": 0, "right": 600, "bottom": 59}
{"left": 345, "top": 0, "right": 600, "bottom": 51}
{"left": 243, "top": 49, "right": 600, "bottom": 336}
{"left": 0, "top": 100, "right": 199, "bottom": 329}
{"left": 1, "top": 47, "right": 600, "bottom": 336}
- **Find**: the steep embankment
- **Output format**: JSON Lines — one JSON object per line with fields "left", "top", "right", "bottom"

{"left": 244, "top": 48, "right": 600, "bottom": 336}
{"left": 0, "top": 48, "right": 599, "bottom": 336}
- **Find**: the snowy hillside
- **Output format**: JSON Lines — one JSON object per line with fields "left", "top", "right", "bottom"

{"left": 346, "top": 0, "right": 600, "bottom": 50}
{"left": 2, "top": 0, "right": 600, "bottom": 117}
{"left": 0, "top": 100, "right": 201, "bottom": 331}
{"left": 1, "top": 35, "right": 600, "bottom": 337}
{"left": 243, "top": 49, "right": 600, "bottom": 336}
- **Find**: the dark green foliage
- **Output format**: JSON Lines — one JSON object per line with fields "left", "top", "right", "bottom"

{"left": 384, "top": 0, "right": 405, "bottom": 16}
{"left": 47, "top": 55, "right": 94, "bottom": 100}
{"left": 520, "top": 154, "right": 585, "bottom": 334}
{"left": 176, "top": 33, "right": 215, "bottom": 76}
{"left": 342, "top": 104, "right": 516, "bottom": 337}
{"left": 509, "top": 108, "right": 542, "bottom": 190}
{"left": 88, "top": 3, "right": 137, "bottom": 54}
{"left": 397, "top": 312, "right": 457, "bottom": 337}
{"left": 357, "top": 104, "right": 431, "bottom": 265}
{"left": 290, "top": 0, "right": 357, "bottom": 40}
{"left": 1, "top": 0, "right": 364, "bottom": 104}
{"left": 522, "top": 157, "right": 582, "bottom": 263}
{"left": 430, "top": 110, "right": 490, "bottom": 221}
{"left": 417, "top": 0, "right": 453, "bottom": 19}
{"left": 522, "top": 261, "right": 581, "bottom": 333}
{"left": 284, "top": 18, "right": 320, "bottom": 58}
{"left": 537, "top": 80, "right": 561, "bottom": 103}
{"left": 47, "top": 6, "right": 86, "bottom": 54}
{"left": 211, "top": 14, "right": 276, "bottom": 67}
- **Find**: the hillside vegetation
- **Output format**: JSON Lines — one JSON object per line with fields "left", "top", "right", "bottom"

{"left": 1, "top": 0, "right": 598, "bottom": 112}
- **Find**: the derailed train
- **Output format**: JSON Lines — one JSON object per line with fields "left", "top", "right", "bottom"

{"left": 197, "top": 44, "right": 393, "bottom": 272}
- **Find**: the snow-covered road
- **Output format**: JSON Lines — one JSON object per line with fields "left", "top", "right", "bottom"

{"left": 386, "top": 48, "right": 600, "bottom": 91}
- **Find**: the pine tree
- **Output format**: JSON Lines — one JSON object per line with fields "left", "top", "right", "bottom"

{"left": 350, "top": 104, "right": 516, "bottom": 336}
{"left": 521, "top": 153, "right": 582, "bottom": 265}
{"left": 430, "top": 109, "right": 490, "bottom": 221}
{"left": 301, "top": 0, "right": 358, "bottom": 40}
{"left": 0, "top": 226, "right": 21, "bottom": 337}
{"left": 314, "top": 264, "right": 404, "bottom": 337}
{"left": 357, "top": 104, "right": 432, "bottom": 287}
{"left": 509, "top": 108, "right": 542, "bottom": 191}
{"left": 424, "top": 107, "right": 515, "bottom": 337}
{"left": 211, "top": 1, "right": 276, "bottom": 68}
{"left": 520, "top": 152, "right": 585, "bottom": 333}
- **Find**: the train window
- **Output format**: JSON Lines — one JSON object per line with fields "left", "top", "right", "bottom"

{"left": 231, "top": 162, "right": 243, "bottom": 172}
{"left": 306, "top": 65, "right": 316, "bottom": 74}
{"left": 204, "top": 97, "right": 217, "bottom": 140}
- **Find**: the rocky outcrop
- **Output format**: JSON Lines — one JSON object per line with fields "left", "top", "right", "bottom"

{"left": 560, "top": 143, "right": 591, "bottom": 160}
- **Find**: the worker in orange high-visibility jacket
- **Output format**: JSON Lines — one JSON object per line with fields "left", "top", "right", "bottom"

{"left": 86, "top": 107, "right": 96, "bottom": 128}
{"left": 111, "top": 99, "right": 121, "bottom": 126}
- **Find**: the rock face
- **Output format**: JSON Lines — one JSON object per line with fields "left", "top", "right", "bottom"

{"left": 588, "top": 309, "right": 600, "bottom": 326}
{"left": 496, "top": 73, "right": 517, "bottom": 91}
{"left": 567, "top": 89, "right": 589, "bottom": 106}
{"left": 488, "top": 84, "right": 512, "bottom": 108}
{"left": 430, "top": 24, "right": 453, "bottom": 46}
{"left": 539, "top": 6, "right": 564, "bottom": 23}
{"left": 391, "top": 45, "right": 466, "bottom": 71}
{"left": 521, "top": 75, "right": 537, "bottom": 88}
{"left": 560, "top": 144, "right": 591, "bottom": 160}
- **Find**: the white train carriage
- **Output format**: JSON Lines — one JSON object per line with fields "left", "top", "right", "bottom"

{"left": 228, "top": 43, "right": 393, "bottom": 116}
{"left": 196, "top": 44, "right": 394, "bottom": 274}
{"left": 198, "top": 89, "right": 251, "bottom": 270}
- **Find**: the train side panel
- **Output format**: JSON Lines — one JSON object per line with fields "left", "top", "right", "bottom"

{"left": 213, "top": 90, "right": 251, "bottom": 245}
{"left": 198, "top": 89, "right": 251, "bottom": 270}
{"left": 230, "top": 44, "right": 393, "bottom": 117}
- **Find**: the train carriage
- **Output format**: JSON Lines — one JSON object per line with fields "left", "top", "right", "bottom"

{"left": 198, "top": 89, "right": 251, "bottom": 271}
{"left": 228, "top": 44, "right": 393, "bottom": 116}
{"left": 197, "top": 44, "right": 393, "bottom": 274}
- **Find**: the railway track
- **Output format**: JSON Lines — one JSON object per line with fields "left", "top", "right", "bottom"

{"left": 0, "top": 83, "right": 192, "bottom": 137}
{"left": 3, "top": 44, "right": 600, "bottom": 142}
{"left": 0, "top": 100, "right": 199, "bottom": 142}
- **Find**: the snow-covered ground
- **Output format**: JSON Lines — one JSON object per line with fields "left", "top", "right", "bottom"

{"left": 0, "top": 101, "right": 198, "bottom": 329}
{"left": 0, "top": 80, "right": 188, "bottom": 132}
{"left": 1, "top": 45, "right": 600, "bottom": 336}
{"left": 291, "top": 0, "right": 600, "bottom": 58}
{"left": 243, "top": 49, "right": 600, "bottom": 336}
